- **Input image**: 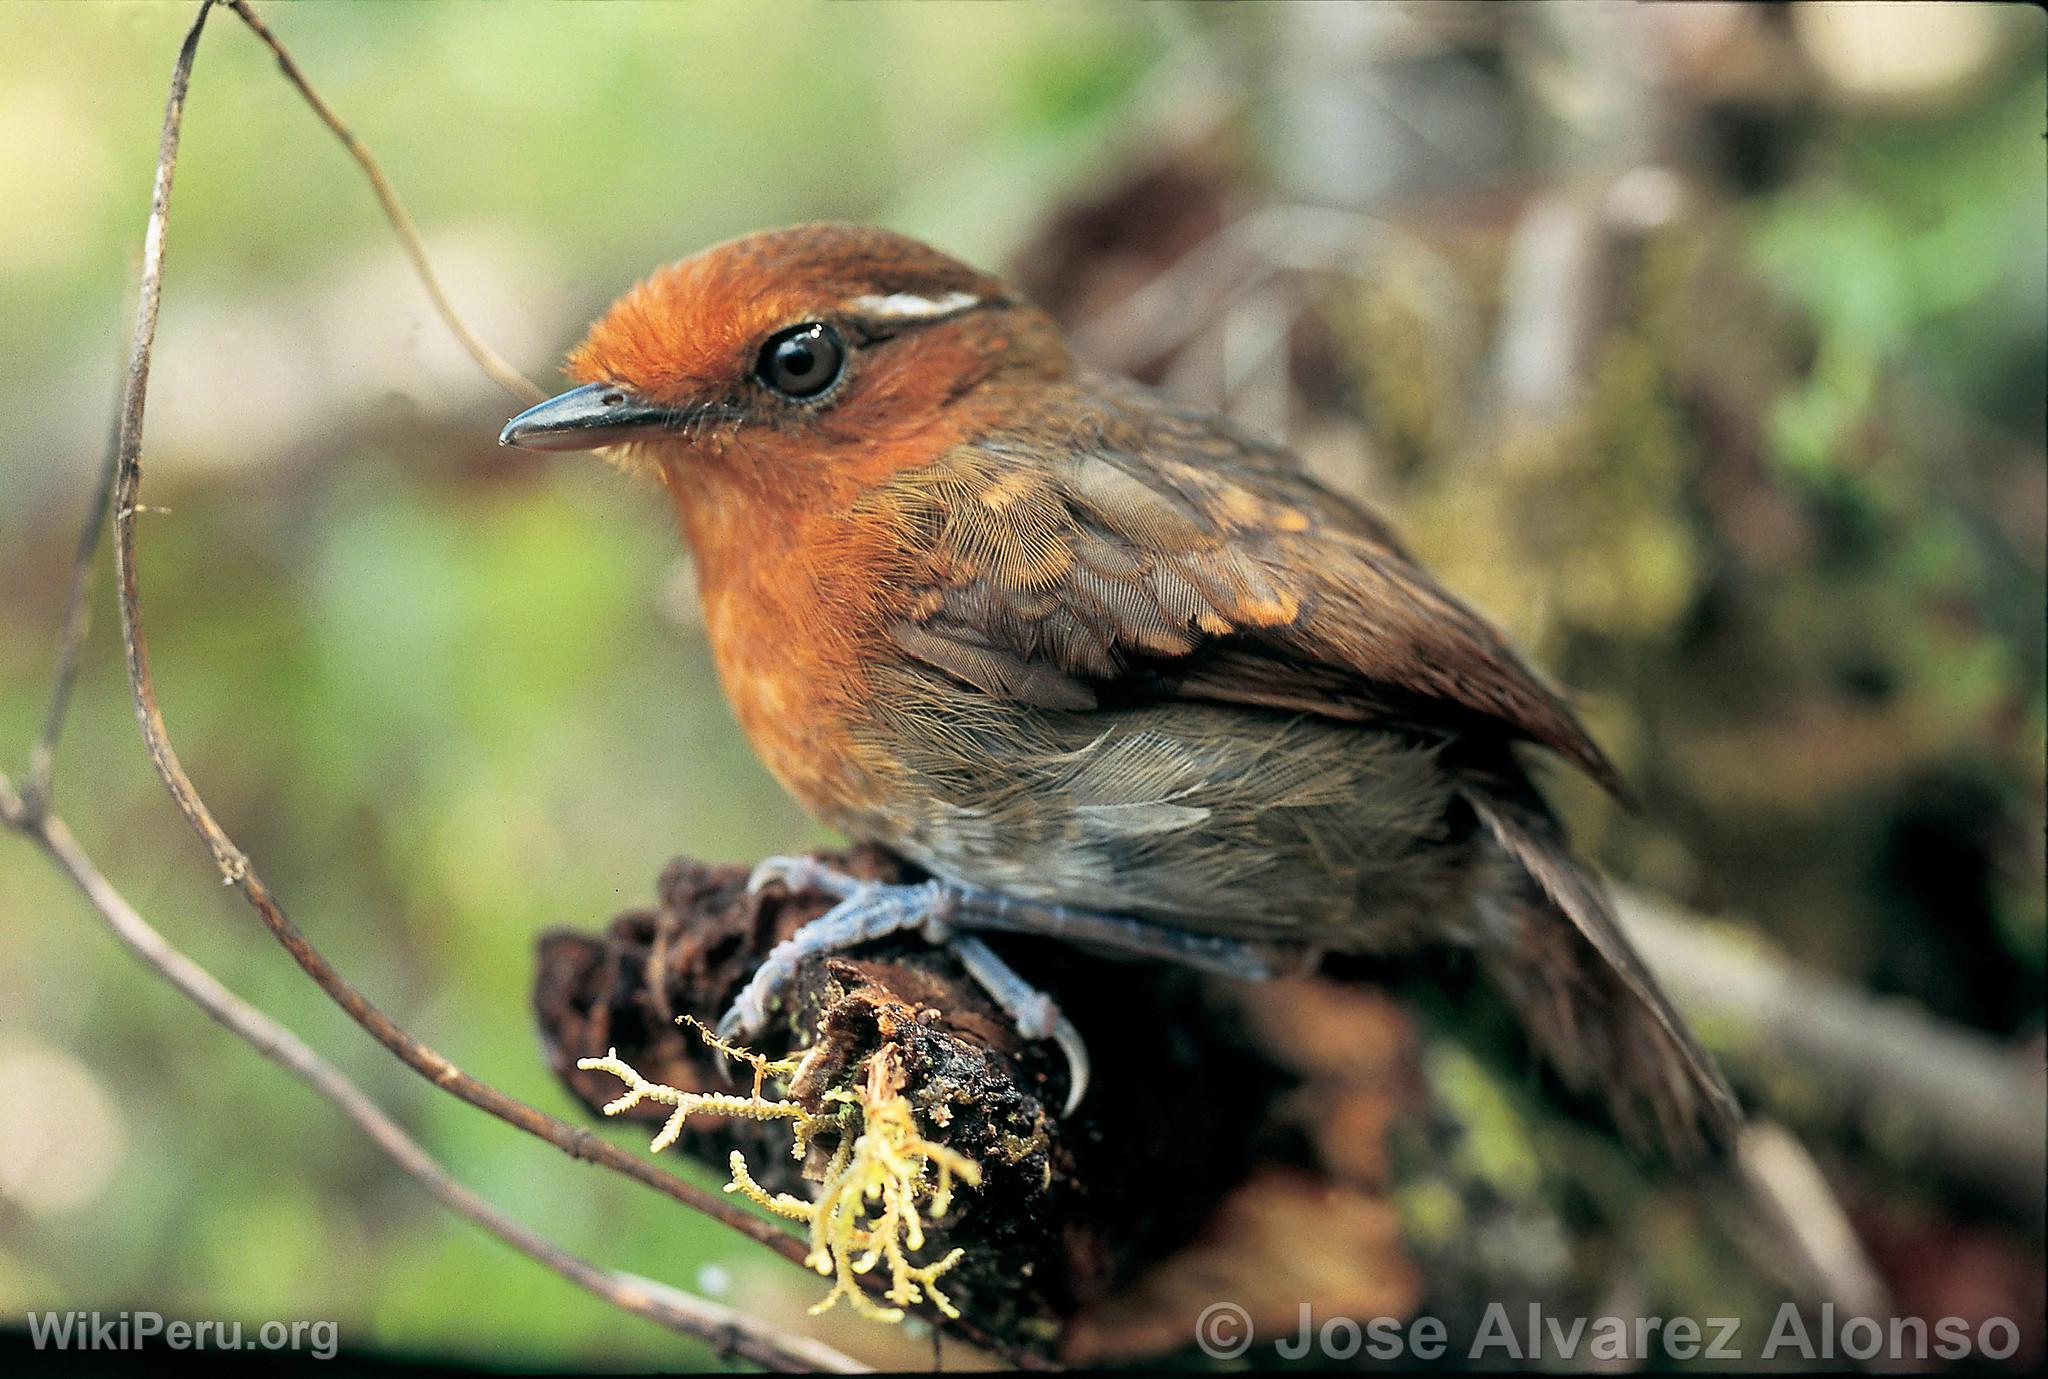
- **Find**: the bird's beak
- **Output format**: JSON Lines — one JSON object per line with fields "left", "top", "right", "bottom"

{"left": 498, "top": 382, "right": 674, "bottom": 452}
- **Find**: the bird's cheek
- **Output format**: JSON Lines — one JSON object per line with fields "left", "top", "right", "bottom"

{"left": 814, "top": 398, "right": 961, "bottom": 472}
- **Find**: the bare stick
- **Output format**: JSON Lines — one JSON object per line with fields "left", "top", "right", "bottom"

{"left": 0, "top": 777, "right": 866, "bottom": 1375}
{"left": 88, "top": 4, "right": 1033, "bottom": 1356}
{"left": 100, "top": 0, "right": 827, "bottom": 1276}
{"left": 225, "top": 0, "right": 543, "bottom": 405}
{"left": 15, "top": 0, "right": 529, "bottom": 888}
{"left": 3, "top": 8, "right": 854, "bottom": 1355}
{"left": 18, "top": 398, "right": 122, "bottom": 819}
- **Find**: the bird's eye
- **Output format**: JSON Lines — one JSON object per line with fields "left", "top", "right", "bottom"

{"left": 755, "top": 322, "right": 845, "bottom": 400}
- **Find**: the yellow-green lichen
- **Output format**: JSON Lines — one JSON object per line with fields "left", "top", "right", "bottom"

{"left": 577, "top": 1021, "right": 980, "bottom": 1325}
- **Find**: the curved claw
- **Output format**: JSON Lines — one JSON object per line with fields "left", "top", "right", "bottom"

{"left": 1051, "top": 1015, "right": 1091, "bottom": 1118}
{"left": 715, "top": 985, "right": 768, "bottom": 1044}
{"left": 1010, "top": 993, "right": 1091, "bottom": 1117}
{"left": 719, "top": 877, "right": 935, "bottom": 1042}
{"left": 945, "top": 934, "right": 1092, "bottom": 1118}
{"left": 724, "top": 869, "right": 1141, "bottom": 1117}
{"left": 1019, "top": 999, "right": 1097, "bottom": 1114}
{"left": 718, "top": 954, "right": 794, "bottom": 1044}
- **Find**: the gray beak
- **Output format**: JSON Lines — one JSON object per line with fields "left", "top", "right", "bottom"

{"left": 498, "top": 382, "right": 674, "bottom": 452}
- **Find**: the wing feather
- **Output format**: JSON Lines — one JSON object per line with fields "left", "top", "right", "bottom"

{"left": 869, "top": 376, "right": 1624, "bottom": 795}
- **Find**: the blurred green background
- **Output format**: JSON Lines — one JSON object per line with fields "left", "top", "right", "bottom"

{"left": 1, "top": 1, "right": 2041, "bottom": 1370}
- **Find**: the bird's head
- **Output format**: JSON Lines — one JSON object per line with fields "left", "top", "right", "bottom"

{"left": 500, "top": 224, "right": 1066, "bottom": 493}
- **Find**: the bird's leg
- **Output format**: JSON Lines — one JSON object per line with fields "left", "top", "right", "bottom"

{"left": 718, "top": 876, "right": 961, "bottom": 1042}
{"left": 957, "top": 888, "right": 1304, "bottom": 979}
{"left": 733, "top": 857, "right": 1306, "bottom": 1102}
{"left": 746, "top": 856, "right": 1299, "bottom": 978}
{"left": 725, "top": 864, "right": 1095, "bottom": 1110}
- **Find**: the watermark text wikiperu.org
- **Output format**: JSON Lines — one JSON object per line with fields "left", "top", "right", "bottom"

{"left": 1195, "top": 1300, "right": 2025, "bottom": 1365}
{"left": 24, "top": 1310, "right": 340, "bottom": 1361}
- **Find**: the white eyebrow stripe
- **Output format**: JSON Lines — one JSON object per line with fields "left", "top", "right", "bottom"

{"left": 847, "top": 290, "right": 982, "bottom": 323}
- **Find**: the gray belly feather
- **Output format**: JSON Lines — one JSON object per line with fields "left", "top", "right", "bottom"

{"left": 847, "top": 667, "right": 1475, "bottom": 947}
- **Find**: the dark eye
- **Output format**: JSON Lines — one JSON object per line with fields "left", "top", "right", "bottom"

{"left": 755, "top": 322, "right": 845, "bottom": 399}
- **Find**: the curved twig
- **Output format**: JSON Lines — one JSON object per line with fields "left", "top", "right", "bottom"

{"left": 0, "top": 776, "right": 866, "bottom": 1375}
{"left": 18, "top": 394, "right": 122, "bottom": 819}
{"left": 104, "top": 0, "right": 813, "bottom": 1273}
{"left": 1620, "top": 887, "right": 2048, "bottom": 1222}
{"left": 73, "top": 1, "right": 1029, "bottom": 1360}
{"left": 224, "top": 0, "right": 543, "bottom": 404}
{"left": 6, "top": 8, "right": 856, "bottom": 1362}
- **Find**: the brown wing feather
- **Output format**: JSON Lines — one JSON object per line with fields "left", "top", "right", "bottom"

{"left": 870, "top": 374, "right": 1625, "bottom": 796}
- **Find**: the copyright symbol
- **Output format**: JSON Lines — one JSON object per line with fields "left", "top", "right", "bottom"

{"left": 1195, "top": 1301, "right": 1252, "bottom": 1360}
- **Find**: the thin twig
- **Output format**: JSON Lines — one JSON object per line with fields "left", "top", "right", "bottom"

{"left": 101, "top": 0, "right": 815, "bottom": 1275}
{"left": 2, "top": 2, "right": 850, "bottom": 1361}
{"left": 225, "top": 0, "right": 543, "bottom": 405}
{"left": 0, "top": 774, "right": 866, "bottom": 1375}
{"left": 19, "top": 394, "right": 124, "bottom": 820}
{"left": 80, "top": 3, "right": 1028, "bottom": 1360}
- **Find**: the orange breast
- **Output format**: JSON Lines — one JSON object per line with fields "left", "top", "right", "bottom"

{"left": 668, "top": 467, "right": 905, "bottom": 830}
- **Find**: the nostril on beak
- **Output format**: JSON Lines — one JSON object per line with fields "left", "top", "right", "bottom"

{"left": 499, "top": 382, "right": 671, "bottom": 452}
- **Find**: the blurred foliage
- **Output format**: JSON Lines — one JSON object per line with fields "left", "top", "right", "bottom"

{"left": 1, "top": 1, "right": 2041, "bottom": 1370}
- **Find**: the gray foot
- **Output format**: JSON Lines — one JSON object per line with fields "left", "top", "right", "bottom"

{"left": 725, "top": 858, "right": 1299, "bottom": 1116}
{"left": 718, "top": 873, "right": 959, "bottom": 1040}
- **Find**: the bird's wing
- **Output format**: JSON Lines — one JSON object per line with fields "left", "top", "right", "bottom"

{"left": 868, "top": 379, "right": 1624, "bottom": 795}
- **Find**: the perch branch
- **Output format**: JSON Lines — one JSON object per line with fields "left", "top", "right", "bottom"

{"left": 0, "top": 776, "right": 865, "bottom": 1375}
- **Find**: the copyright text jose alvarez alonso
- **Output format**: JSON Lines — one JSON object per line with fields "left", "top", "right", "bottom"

{"left": 1194, "top": 1300, "right": 2024, "bottom": 1365}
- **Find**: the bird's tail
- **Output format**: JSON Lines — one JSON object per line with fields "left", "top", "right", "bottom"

{"left": 1466, "top": 792, "right": 1741, "bottom": 1161}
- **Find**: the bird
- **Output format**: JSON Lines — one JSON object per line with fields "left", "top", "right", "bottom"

{"left": 500, "top": 222, "right": 1740, "bottom": 1157}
